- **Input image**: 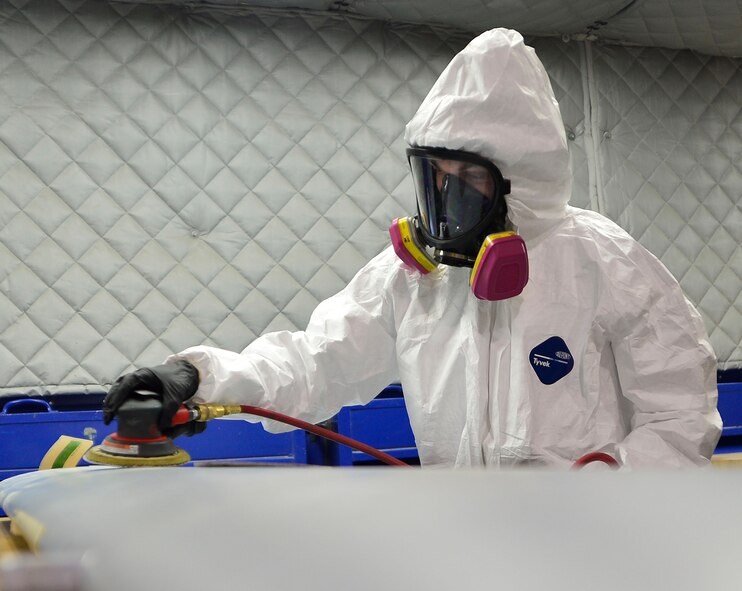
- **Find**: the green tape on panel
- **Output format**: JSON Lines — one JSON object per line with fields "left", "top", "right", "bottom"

{"left": 51, "top": 440, "right": 81, "bottom": 469}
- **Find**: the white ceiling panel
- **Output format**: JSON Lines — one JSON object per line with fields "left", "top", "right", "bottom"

{"left": 120, "top": 0, "right": 742, "bottom": 57}
{"left": 601, "top": 0, "right": 742, "bottom": 57}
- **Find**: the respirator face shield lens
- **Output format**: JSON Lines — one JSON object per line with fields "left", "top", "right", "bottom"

{"left": 407, "top": 147, "right": 510, "bottom": 242}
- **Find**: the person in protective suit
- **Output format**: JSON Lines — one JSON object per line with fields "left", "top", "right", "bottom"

{"left": 104, "top": 28, "right": 721, "bottom": 468}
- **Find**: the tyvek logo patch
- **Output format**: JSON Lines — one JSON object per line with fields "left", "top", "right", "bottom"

{"left": 529, "top": 336, "right": 574, "bottom": 385}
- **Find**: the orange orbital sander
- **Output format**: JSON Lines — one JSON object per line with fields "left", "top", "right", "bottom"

{"left": 85, "top": 393, "right": 197, "bottom": 467}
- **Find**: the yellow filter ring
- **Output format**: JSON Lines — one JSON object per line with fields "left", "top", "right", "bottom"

{"left": 471, "top": 232, "right": 516, "bottom": 286}
{"left": 398, "top": 218, "right": 437, "bottom": 273}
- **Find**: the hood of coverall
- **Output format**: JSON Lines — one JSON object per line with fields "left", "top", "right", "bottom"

{"left": 404, "top": 29, "right": 572, "bottom": 241}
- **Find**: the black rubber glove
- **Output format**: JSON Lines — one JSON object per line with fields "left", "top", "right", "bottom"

{"left": 103, "top": 361, "right": 200, "bottom": 432}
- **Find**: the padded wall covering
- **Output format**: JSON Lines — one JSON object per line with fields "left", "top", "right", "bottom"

{"left": 0, "top": 1, "right": 739, "bottom": 397}
{"left": 592, "top": 45, "right": 742, "bottom": 369}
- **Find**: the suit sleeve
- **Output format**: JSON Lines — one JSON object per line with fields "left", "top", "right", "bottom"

{"left": 608, "top": 246, "right": 722, "bottom": 467}
{"left": 167, "top": 248, "right": 404, "bottom": 432}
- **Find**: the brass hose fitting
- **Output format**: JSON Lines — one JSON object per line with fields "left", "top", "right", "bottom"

{"left": 194, "top": 404, "right": 243, "bottom": 422}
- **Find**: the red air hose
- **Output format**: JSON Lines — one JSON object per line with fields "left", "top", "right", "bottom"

{"left": 202, "top": 404, "right": 617, "bottom": 470}
{"left": 572, "top": 452, "right": 619, "bottom": 469}
{"left": 238, "top": 405, "right": 410, "bottom": 467}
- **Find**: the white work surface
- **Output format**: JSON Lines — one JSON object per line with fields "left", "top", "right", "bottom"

{"left": 1, "top": 466, "right": 740, "bottom": 590}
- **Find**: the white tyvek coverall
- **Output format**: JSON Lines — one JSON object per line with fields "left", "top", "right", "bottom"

{"left": 171, "top": 29, "right": 721, "bottom": 468}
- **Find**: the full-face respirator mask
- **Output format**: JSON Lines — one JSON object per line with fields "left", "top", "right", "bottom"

{"left": 389, "top": 147, "right": 529, "bottom": 300}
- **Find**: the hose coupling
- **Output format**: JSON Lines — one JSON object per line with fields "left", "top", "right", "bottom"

{"left": 194, "top": 404, "right": 243, "bottom": 422}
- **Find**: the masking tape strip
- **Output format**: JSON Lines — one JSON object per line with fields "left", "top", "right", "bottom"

{"left": 9, "top": 511, "right": 44, "bottom": 552}
{"left": 0, "top": 518, "right": 31, "bottom": 554}
{"left": 711, "top": 452, "right": 742, "bottom": 467}
{"left": 39, "top": 436, "right": 94, "bottom": 471}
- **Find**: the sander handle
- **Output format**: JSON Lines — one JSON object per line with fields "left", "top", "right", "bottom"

{"left": 170, "top": 407, "right": 199, "bottom": 426}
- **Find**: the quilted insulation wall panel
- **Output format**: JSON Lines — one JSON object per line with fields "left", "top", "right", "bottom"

{"left": 0, "top": 1, "right": 478, "bottom": 395}
{"left": 0, "top": 0, "right": 739, "bottom": 397}
{"left": 591, "top": 45, "right": 742, "bottom": 369}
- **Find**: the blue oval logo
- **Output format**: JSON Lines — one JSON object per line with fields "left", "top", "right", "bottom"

{"left": 529, "top": 337, "right": 574, "bottom": 385}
